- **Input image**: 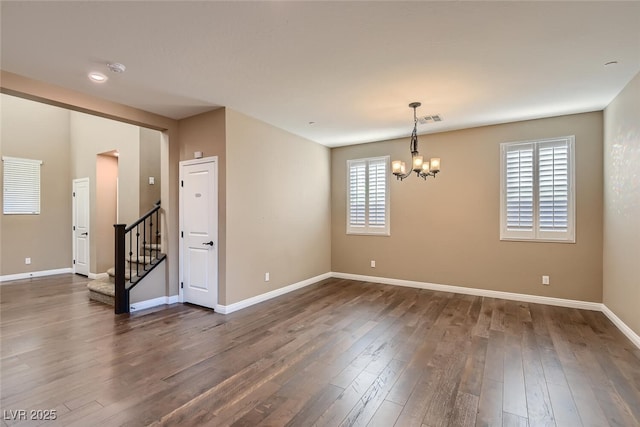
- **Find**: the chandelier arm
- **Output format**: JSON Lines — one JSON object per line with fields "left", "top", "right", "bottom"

{"left": 395, "top": 167, "right": 413, "bottom": 180}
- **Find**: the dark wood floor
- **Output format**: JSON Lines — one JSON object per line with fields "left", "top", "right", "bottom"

{"left": 1, "top": 275, "right": 639, "bottom": 427}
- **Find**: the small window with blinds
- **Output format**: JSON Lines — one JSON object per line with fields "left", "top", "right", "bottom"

{"left": 2, "top": 156, "right": 43, "bottom": 215}
{"left": 347, "top": 156, "right": 390, "bottom": 235}
{"left": 500, "top": 136, "right": 575, "bottom": 242}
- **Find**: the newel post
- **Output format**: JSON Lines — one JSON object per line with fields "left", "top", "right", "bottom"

{"left": 114, "top": 224, "right": 129, "bottom": 314}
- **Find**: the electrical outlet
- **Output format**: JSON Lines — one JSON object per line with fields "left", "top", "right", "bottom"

{"left": 542, "top": 275, "right": 550, "bottom": 285}
{"left": 25, "top": 257, "right": 31, "bottom": 265}
{"left": 265, "top": 272, "right": 270, "bottom": 282}
{"left": 370, "top": 260, "right": 376, "bottom": 268}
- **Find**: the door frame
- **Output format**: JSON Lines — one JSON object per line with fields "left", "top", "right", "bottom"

{"left": 72, "top": 177, "right": 90, "bottom": 275}
{"left": 178, "top": 156, "right": 219, "bottom": 305}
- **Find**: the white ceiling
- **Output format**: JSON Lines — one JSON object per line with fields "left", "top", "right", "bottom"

{"left": 2, "top": 1, "right": 639, "bottom": 147}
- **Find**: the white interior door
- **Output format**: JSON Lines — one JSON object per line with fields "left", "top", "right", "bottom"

{"left": 72, "top": 178, "right": 90, "bottom": 276}
{"left": 180, "top": 158, "right": 218, "bottom": 309}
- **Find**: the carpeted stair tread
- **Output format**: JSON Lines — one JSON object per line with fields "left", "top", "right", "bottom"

{"left": 127, "top": 255, "right": 156, "bottom": 265}
{"left": 87, "top": 278, "right": 115, "bottom": 296}
{"left": 87, "top": 278, "right": 115, "bottom": 306}
{"left": 106, "top": 267, "right": 132, "bottom": 281}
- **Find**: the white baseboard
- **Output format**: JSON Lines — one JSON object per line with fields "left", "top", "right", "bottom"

{"left": 601, "top": 305, "right": 640, "bottom": 349}
{"left": 88, "top": 272, "right": 109, "bottom": 280}
{"left": 331, "top": 272, "right": 602, "bottom": 311}
{"left": 130, "top": 295, "right": 180, "bottom": 312}
{"left": 0, "top": 268, "right": 73, "bottom": 283}
{"left": 214, "top": 272, "right": 333, "bottom": 314}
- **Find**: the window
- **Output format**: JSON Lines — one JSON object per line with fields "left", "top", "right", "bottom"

{"left": 347, "top": 156, "right": 390, "bottom": 235}
{"left": 2, "top": 156, "right": 43, "bottom": 215}
{"left": 500, "top": 136, "right": 575, "bottom": 242}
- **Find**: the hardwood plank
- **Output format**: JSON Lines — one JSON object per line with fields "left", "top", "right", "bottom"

{"left": 230, "top": 394, "right": 288, "bottom": 427}
{"left": 285, "top": 384, "right": 344, "bottom": 427}
{"left": 393, "top": 367, "right": 441, "bottom": 427}
{"left": 421, "top": 339, "right": 470, "bottom": 426}
{"left": 565, "top": 368, "right": 610, "bottom": 427}
{"left": 476, "top": 378, "right": 503, "bottom": 427}
{"left": 592, "top": 386, "right": 639, "bottom": 427}
{"left": 472, "top": 297, "right": 495, "bottom": 339}
{"left": 521, "top": 322, "right": 555, "bottom": 426}
{"left": 313, "top": 369, "right": 378, "bottom": 427}
{"left": 502, "top": 411, "right": 528, "bottom": 427}
{"left": 460, "top": 335, "right": 489, "bottom": 397}
{"left": 546, "top": 383, "right": 581, "bottom": 427}
{"left": 484, "top": 329, "right": 505, "bottom": 383}
{"left": 449, "top": 391, "right": 479, "bottom": 427}
{"left": 502, "top": 334, "right": 528, "bottom": 418}
{"left": 490, "top": 299, "right": 506, "bottom": 332}
{"left": 366, "top": 399, "right": 402, "bottom": 427}
{"left": 338, "top": 358, "right": 406, "bottom": 426}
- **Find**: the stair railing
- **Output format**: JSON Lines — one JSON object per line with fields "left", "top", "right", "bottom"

{"left": 114, "top": 200, "right": 166, "bottom": 314}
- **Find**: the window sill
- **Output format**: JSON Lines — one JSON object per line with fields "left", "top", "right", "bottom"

{"left": 346, "top": 231, "right": 390, "bottom": 237}
{"left": 500, "top": 237, "right": 575, "bottom": 244}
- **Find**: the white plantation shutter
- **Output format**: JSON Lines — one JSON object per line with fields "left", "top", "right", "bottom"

{"left": 347, "top": 156, "right": 390, "bottom": 235}
{"left": 505, "top": 144, "right": 534, "bottom": 232}
{"left": 368, "top": 160, "right": 387, "bottom": 227}
{"left": 538, "top": 140, "right": 569, "bottom": 234}
{"left": 500, "top": 137, "right": 574, "bottom": 242}
{"left": 3, "top": 156, "right": 42, "bottom": 215}
{"left": 348, "top": 160, "right": 366, "bottom": 227}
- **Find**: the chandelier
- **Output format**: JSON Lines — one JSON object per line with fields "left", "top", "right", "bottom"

{"left": 391, "top": 102, "right": 440, "bottom": 180}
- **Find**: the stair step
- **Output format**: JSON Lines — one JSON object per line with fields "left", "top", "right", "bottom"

{"left": 87, "top": 278, "right": 115, "bottom": 306}
{"left": 143, "top": 243, "right": 161, "bottom": 251}
{"left": 107, "top": 267, "right": 132, "bottom": 282}
{"left": 127, "top": 255, "right": 155, "bottom": 266}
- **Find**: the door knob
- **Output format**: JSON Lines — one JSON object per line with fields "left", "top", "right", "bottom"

{"left": 203, "top": 241, "right": 214, "bottom": 246}
{"left": 81, "top": 232, "right": 88, "bottom": 236}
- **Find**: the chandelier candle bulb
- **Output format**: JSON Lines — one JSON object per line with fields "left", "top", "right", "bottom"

{"left": 430, "top": 158, "right": 440, "bottom": 172}
{"left": 392, "top": 160, "right": 403, "bottom": 174}
{"left": 412, "top": 155, "right": 424, "bottom": 171}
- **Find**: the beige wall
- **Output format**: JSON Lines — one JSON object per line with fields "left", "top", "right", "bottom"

{"left": 139, "top": 127, "right": 162, "bottom": 215}
{"left": 225, "top": 109, "right": 331, "bottom": 305}
{"left": 70, "top": 111, "right": 141, "bottom": 273}
{"left": 603, "top": 72, "right": 640, "bottom": 336}
{"left": 179, "top": 108, "right": 226, "bottom": 162}
{"left": 177, "top": 108, "right": 227, "bottom": 302}
{"left": 1, "top": 71, "right": 179, "bottom": 299}
{"left": 95, "top": 154, "right": 117, "bottom": 273}
{"left": 0, "top": 94, "right": 72, "bottom": 276}
{"left": 332, "top": 112, "right": 604, "bottom": 302}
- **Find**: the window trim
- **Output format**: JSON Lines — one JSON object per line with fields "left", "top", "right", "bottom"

{"left": 346, "top": 155, "right": 390, "bottom": 236}
{"left": 500, "top": 136, "right": 575, "bottom": 243}
{"left": 2, "top": 156, "right": 43, "bottom": 215}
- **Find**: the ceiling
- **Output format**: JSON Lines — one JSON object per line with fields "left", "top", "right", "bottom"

{"left": 2, "top": 1, "right": 639, "bottom": 147}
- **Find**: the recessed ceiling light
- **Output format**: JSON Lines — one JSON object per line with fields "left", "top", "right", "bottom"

{"left": 604, "top": 61, "right": 619, "bottom": 67}
{"left": 88, "top": 72, "right": 108, "bottom": 83}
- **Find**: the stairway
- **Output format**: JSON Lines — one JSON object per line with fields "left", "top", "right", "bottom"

{"left": 87, "top": 243, "right": 163, "bottom": 307}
